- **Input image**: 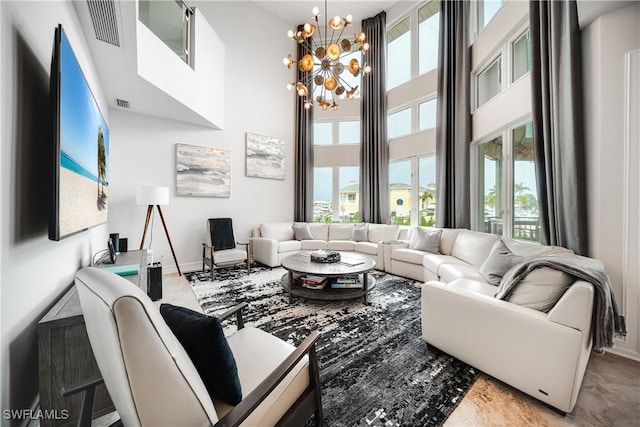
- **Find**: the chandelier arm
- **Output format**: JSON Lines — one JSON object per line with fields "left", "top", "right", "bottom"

{"left": 333, "top": 72, "right": 352, "bottom": 89}
{"left": 336, "top": 25, "right": 347, "bottom": 43}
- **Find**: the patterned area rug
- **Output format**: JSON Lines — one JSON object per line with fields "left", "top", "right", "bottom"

{"left": 186, "top": 265, "right": 478, "bottom": 426}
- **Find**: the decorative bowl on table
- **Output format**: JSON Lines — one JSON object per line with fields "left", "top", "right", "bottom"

{"left": 310, "top": 250, "right": 341, "bottom": 263}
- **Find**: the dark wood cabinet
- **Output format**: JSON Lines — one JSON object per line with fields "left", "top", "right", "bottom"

{"left": 38, "top": 251, "right": 147, "bottom": 427}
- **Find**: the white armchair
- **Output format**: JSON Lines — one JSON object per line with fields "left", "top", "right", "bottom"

{"left": 75, "top": 267, "right": 323, "bottom": 426}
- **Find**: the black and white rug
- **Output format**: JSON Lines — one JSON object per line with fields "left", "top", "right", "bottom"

{"left": 186, "top": 265, "right": 478, "bottom": 426}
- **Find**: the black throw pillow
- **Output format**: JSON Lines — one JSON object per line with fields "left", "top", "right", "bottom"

{"left": 160, "top": 304, "right": 242, "bottom": 405}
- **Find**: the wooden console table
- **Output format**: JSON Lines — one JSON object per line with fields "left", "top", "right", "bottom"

{"left": 38, "top": 250, "right": 147, "bottom": 427}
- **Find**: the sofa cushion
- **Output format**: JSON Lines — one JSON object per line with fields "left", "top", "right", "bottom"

{"left": 352, "top": 224, "right": 369, "bottom": 242}
{"left": 292, "top": 223, "right": 313, "bottom": 241}
{"left": 391, "top": 248, "right": 427, "bottom": 265}
{"left": 448, "top": 279, "right": 497, "bottom": 298}
{"left": 410, "top": 228, "right": 441, "bottom": 253}
{"left": 308, "top": 223, "right": 329, "bottom": 241}
{"left": 260, "top": 223, "right": 294, "bottom": 242}
{"left": 160, "top": 304, "right": 242, "bottom": 405}
{"left": 300, "top": 240, "right": 327, "bottom": 251}
{"left": 328, "top": 240, "right": 355, "bottom": 251}
{"left": 368, "top": 224, "right": 400, "bottom": 242}
{"left": 278, "top": 240, "right": 301, "bottom": 253}
{"left": 328, "top": 224, "right": 354, "bottom": 240}
{"left": 451, "top": 230, "right": 501, "bottom": 267}
{"left": 422, "top": 254, "right": 469, "bottom": 274}
{"left": 479, "top": 240, "right": 525, "bottom": 285}
{"left": 438, "top": 263, "right": 487, "bottom": 283}
{"left": 507, "top": 267, "right": 575, "bottom": 312}
{"left": 355, "top": 241, "right": 378, "bottom": 255}
{"left": 439, "top": 229, "right": 462, "bottom": 255}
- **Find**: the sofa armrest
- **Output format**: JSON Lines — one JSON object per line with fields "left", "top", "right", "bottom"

{"left": 421, "top": 281, "right": 592, "bottom": 413}
{"left": 251, "top": 237, "right": 279, "bottom": 267}
{"left": 381, "top": 240, "right": 409, "bottom": 272}
{"left": 547, "top": 280, "right": 594, "bottom": 332}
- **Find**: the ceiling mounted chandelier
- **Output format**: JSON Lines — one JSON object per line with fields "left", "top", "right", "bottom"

{"left": 283, "top": 0, "right": 371, "bottom": 111}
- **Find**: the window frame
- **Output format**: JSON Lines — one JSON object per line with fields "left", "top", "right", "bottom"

{"left": 471, "top": 116, "right": 538, "bottom": 242}
{"left": 388, "top": 154, "right": 437, "bottom": 226}
{"left": 511, "top": 28, "right": 531, "bottom": 83}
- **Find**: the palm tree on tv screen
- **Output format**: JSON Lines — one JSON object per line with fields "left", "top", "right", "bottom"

{"left": 97, "top": 126, "right": 106, "bottom": 197}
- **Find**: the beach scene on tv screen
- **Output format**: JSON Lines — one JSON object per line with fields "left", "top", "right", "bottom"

{"left": 59, "top": 30, "right": 109, "bottom": 237}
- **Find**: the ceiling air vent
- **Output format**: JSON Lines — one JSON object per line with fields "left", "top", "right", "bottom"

{"left": 115, "top": 99, "right": 130, "bottom": 109}
{"left": 87, "top": 0, "right": 120, "bottom": 46}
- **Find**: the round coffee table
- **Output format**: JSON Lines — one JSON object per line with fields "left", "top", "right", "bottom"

{"left": 281, "top": 252, "right": 376, "bottom": 304}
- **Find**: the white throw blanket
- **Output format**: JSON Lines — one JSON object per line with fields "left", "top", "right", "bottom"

{"left": 496, "top": 256, "right": 626, "bottom": 354}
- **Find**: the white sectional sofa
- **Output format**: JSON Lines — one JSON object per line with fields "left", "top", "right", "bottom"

{"left": 251, "top": 222, "right": 410, "bottom": 269}
{"left": 252, "top": 222, "right": 597, "bottom": 413}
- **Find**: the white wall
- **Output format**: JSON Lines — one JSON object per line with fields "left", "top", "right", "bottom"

{"left": 0, "top": 0, "right": 109, "bottom": 420}
{"left": 582, "top": 2, "right": 640, "bottom": 360}
{"left": 108, "top": 1, "right": 294, "bottom": 273}
{"left": 136, "top": 5, "right": 225, "bottom": 129}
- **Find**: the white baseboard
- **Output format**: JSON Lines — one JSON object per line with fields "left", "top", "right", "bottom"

{"left": 607, "top": 338, "right": 640, "bottom": 362}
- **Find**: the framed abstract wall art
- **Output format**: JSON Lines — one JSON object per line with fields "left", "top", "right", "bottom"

{"left": 246, "top": 132, "right": 285, "bottom": 180}
{"left": 176, "top": 143, "right": 230, "bottom": 197}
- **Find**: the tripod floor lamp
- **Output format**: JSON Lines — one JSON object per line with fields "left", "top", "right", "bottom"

{"left": 137, "top": 186, "right": 182, "bottom": 276}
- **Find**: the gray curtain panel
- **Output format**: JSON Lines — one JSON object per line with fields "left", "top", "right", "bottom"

{"left": 530, "top": 0, "right": 588, "bottom": 255}
{"left": 435, "top": 0, "right": 471, "bottom": 229}
{"left": 294, "top": 26, "right": 314, "bottom": 222}
{"left": 360, "top": 12, "right": 390, "bottom": 224}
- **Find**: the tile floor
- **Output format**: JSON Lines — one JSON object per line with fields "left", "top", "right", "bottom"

{"left": 154, "top": 272, "right": 640, "bottom": 426}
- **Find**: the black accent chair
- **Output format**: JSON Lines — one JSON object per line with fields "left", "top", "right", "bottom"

{"left": 202, "top": 218, "right": 250, "bottom": 279}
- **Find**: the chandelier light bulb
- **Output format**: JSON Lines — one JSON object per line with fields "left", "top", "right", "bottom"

{"left": 312, "top": 6, "right": 319, "bottom": 17}
{"left": 356, "top": 32, "right": 366, "bottom": 43}
{"left": 283, "top": 55, "right": 292, "bottom": 67}
{"left": 363, "top": 64, "right": 372, "bottom": 73}
{"left": 287, "top": 82, "right": 294, "bottom": 90}
{"left": 305, "top": 101, "right": 312, "bottom": 109}
{"left": 345, "top": 15, "right": 353, "bottom": 25}
{"left": 287, "top": 29, "right": 294, "bottom": 38}
{"left": 363, "top": 42, "right": 370, "bottom": 51}
{"left": 329, "top": 16, "right": 343, "bottom": 30}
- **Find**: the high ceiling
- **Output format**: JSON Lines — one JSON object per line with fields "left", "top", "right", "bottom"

{"left": 254, "top": 0, "right": 401, "bottom": 26}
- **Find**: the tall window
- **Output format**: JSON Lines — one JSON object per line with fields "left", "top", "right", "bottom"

{"left": 388, "top": 17, "right": 411, "bottom": 89}
{"left": 477, "top": 135, "right": 503, "bottom": 235}
{"left": 388, "top": 108, "right": 412, "bottom": 139}
{"left": 313, "top": 167, "right": 333, "bottom": 222}
{"left": 418, "top": 1, "right": 440, "bottom": 75}
{"left": 313, "top": 166, "right": 360, "bottom": 223}
{"left": 419, "top": 155, "right": 437, "bottom": 226}
{"left": 314, "top": 122, "right": 332, "bottom": 145}
{"left": 474, "top": 121, "right": 539, "bottom": 242}
{"left": 339, "top": 121, "right": 360, "bottom": 144}
{"left": 389, "top": 160, "right": 412, "bottom": 225}
{"left": 338, "top": 166, "right": 360, "bottom": 222}
{"left": 512, "top": 122, "right": 538, "bottom": 241}
{"left": 419, "top": 98, "right": 437, "bottom": 130}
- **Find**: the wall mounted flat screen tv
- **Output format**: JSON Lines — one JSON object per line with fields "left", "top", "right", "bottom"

{"left": 50, "top": 24, "right": 110, "bottom": 241}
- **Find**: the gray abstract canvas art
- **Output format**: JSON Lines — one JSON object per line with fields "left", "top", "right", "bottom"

{"left": 246, "top": 132, "right": 285, "bottom": 180}
{"left": 176, "top": 143, "right": 230, "bottom": 197}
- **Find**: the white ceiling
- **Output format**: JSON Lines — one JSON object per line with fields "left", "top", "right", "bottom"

{"left": 253, "top": 0, "right": 400, "bottom": 26}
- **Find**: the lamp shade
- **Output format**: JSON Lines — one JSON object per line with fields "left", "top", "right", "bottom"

{"left": 137, "top": 186, "right": 169, "bottom": 206}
